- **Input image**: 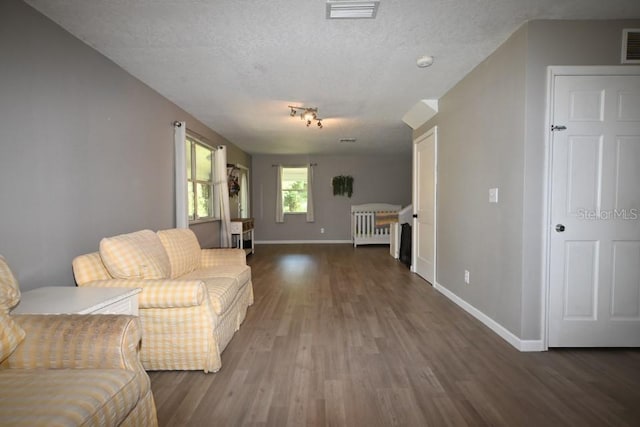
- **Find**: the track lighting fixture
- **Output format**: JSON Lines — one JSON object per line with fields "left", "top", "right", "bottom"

{"left": 288, "top": 105, "right": 324, "bottom": 129}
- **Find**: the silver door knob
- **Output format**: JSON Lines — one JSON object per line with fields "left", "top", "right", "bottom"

{"left": 555, "top": 224, "right": 565, "bottom": 232}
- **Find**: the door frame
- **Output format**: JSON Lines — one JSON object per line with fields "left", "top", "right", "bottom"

{"left": 542, "top": 65, "right": 640, "bottom": 350}
{"left": 412, "top": 125, "right": 437, "bottom": 280}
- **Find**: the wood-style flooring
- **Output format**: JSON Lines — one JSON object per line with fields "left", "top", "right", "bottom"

{"left": 150, "top": 244, "right": 640, "bottom": 426}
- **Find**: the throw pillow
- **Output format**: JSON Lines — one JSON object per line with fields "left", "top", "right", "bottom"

{"left": 100, "top": 230, "right": 171, "bottom": 279}
{"left": 157, "top": 229, "right": 201, "bottom": 278}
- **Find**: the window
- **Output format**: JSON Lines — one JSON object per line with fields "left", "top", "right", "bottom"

{"left": 186, "top": 135, "right": 216, "bottom": 222}
{"left": 281, "top": 167, "right": 308, "bottom": 213}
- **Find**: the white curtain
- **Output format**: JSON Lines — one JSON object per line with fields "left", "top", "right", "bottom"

{"left": 174, "top": 121, "right": 188, "bottom": 228}
{"left": 275, "top": 165, "right": 284, "bottom": 223}
{"left": 240, "top": 170, "right": 248, "bottom": 218}
{"left": 214, "top": 145, "right": 232, "bottom": 247}
{"left": 306, "top": 164, "right": 315, "bottom": 222}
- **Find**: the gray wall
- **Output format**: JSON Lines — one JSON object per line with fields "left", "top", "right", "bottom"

{"left": 520, "top": 19, "right": 640, "bottom": 339}
{"left": 415, "top": 19, "right": 640, "bottom": 341}
{"left": 0, "top": 0, "right": 250, "bottom": 290}
{"left": 416, "top": 26, "right": 528, "bottom": 337}
{"left": 251, "top": 154, "right": 412, "bottom": 241}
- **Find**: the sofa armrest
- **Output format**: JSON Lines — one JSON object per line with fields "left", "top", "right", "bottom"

{"left": 82, "top": 279, "right": 206, "bottom": 308}
{"left": 4, "top": 314, "right": 142, "bottom": 371}
{"left": 200, "top": 248, "right": 247, "bottom": 267}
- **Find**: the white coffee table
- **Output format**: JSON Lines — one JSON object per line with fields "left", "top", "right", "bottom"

{"left": 11, "top": 286, "right": 141, "bottom": 315}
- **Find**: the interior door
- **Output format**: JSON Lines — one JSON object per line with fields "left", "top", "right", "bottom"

{"left": 412, "top": 127, "right": 437, "bottom": 284}
{"left": 548, "top": 74, "right": 640, "bottom": 347}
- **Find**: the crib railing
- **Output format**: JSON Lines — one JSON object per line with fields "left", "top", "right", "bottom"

{"left": 351, "top": 204, "right": 401, "bottom": 247}
{"left": 353, "top": 211, "right": 393, "bottom": 237}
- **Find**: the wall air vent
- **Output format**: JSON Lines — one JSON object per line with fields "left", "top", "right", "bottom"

{"left": 339, "top": 138, "right": 357, "bottom": 143}
{"left": 622, "top": 29, "right": 640, "bottom": 64}
{"left": 326, "top": 1, "right": 380, "bottom": 19}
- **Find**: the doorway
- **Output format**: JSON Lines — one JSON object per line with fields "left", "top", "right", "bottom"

{"left": 412, "top": 126, "right": 437, "bottom": 284}
{"left": 545, "top": 66, "right": 640, "bottom": 347}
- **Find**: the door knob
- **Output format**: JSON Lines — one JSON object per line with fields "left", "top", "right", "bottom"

{"left": 555, "top": 224, "right": 565, "bottom": 232}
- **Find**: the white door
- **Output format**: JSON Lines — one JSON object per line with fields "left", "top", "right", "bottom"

{"left": 413, "top": 127, "right": 437, "bottom": 284}
{"left": 548, "top": 74, "right": 640, "bottom": 347}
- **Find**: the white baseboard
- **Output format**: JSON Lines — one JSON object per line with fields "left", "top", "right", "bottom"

{"left": 519, "top": 340, "right": 545, "bottom": 352}
{"left": 255, "top": 240, "right": 352, "bottom": 244}
{"left": 433, "top": 282, "right": 544, "bottom": 352}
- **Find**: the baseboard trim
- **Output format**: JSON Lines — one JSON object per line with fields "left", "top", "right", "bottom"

{"left": 255, "top": 240, "right": 352, "bottom": 244}
{"left": 519, "top": 340, "right": 545, "bottom": 352}
{"left": 433, "top": 282, "right": 544, "bottom": 352}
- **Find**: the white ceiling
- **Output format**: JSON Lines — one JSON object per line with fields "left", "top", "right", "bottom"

{"left": 25, "top": 0, "right": 640, "bottom": 155}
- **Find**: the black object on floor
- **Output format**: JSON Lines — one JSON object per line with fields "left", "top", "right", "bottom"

{"left": 399, "top": 223, "right": 411, "bottom": 268}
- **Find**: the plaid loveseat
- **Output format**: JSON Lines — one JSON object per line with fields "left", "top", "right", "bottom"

{"left": 0, "top": 256, "right": 157, "bottom": 426}
{"left": 72, "top": 228, "right": 253, "bottom": 373}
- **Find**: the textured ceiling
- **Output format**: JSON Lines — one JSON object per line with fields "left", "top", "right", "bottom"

{"left": 25, "top": 0, "right": 640, "bottom": 155}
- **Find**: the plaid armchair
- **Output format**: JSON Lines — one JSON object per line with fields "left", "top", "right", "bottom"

{"left": 0, "top": 255, "right": 157, "bottom": 426}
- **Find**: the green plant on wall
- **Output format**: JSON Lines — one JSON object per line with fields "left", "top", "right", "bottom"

{"left": 332, "top": 175, "right": 354, "bottom": 198}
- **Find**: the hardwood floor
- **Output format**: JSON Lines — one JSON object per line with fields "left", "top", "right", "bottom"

{"left": 150, "top": 244, "right": 640, "bottom": 426}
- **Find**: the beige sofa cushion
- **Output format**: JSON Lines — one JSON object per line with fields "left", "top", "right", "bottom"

{"left": 181, "top": 265, "right": 251, "bottom": 288}
{"left": 202, "top": 277, "right": 244, "bottom": 315}
{"left": 99, "top": 230, "right": 170, "bottom": 279}
{"left": 157, "top": 229, "right": 201, "bottom": 278}
{"left": 180, "top": 265, "right": 251, "bottom": 315}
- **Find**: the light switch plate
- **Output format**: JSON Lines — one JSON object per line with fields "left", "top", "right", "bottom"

{"left": 489, "top": 188, "right": 499, "bottom": 203}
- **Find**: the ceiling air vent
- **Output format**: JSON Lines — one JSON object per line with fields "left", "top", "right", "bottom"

{"left": 622, "top": 29, "right": 640, "bottom": 64}
{"left": 339, "top": 138, "right": 357, "bottom": 143}
{"left": 326, "top": 1, "right": 380, "bottom": 19}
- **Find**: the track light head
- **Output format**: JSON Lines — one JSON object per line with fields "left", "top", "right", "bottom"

{"left": 302, "top": 110, "right": 316, "bottom": 122}
{"left": 288, "top": 105, "right": 324, "bottom": 129}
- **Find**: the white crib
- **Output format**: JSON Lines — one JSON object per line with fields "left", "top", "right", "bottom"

{"left": 351, "top": 203, "right": 401, "bottom": 247}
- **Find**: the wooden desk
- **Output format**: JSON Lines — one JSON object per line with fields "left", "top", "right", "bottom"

{"left": 230, "top": 218, "right": 254, "bottom": 255}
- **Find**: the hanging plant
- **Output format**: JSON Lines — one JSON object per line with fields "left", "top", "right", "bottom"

{"left": 332, "top": 175, "right": 354, "bottom": 198}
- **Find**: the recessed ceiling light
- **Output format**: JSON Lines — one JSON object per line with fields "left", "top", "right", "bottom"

{"left": 326, "top": 1, "right": 380, "bottom": 19}
{"left": 416, "top": 55, "right": 434, "bottom": 68}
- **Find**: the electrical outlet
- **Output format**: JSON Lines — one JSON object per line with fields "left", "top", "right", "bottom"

{"left": 464, "top": 270, "right": 470, "bottom": 284}
{"left": 320, "top": 228, "right": 325, "bottom": 234}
